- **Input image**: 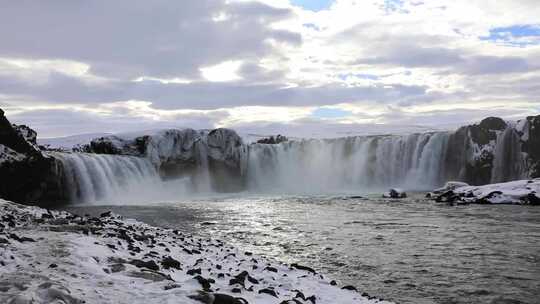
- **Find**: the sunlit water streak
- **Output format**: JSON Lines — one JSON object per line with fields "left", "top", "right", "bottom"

{"left": 61, "top": 195, "right": 540, "bottom": 304}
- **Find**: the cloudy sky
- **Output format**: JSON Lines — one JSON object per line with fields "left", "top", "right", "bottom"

{"left": 1, "top": 0, "right": 540, "bottom": 138}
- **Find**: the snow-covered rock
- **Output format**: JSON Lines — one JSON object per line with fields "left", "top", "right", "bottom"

{"left": 426, "top": 181, "right": 469, "bottom": 198}
{"left": 0, "top": 199, "right": 392, "bottom": 304}
{"left": 86, "top": 128, "right": 245, "bottom": 171}
{"left": 382, "top": 188, "right": 407, "bottom": 199}
{"left": 430, "top": 179, "right": 540, "bottom": 205}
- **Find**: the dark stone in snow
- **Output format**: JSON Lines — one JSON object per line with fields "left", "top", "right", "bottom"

{"left": 187, "top": 268, "right": 202, "bottom": 275}
{"left": 100, "top": 211, "right": 112, "bottom": 218}
{"left": 161, "top": 256, "right": 181, "bottom": 270}
{"left": 129, "top": 259, "right": 160, "bottom": 271}
{"left": 189, "top": 291, "right": 249, "bottom": 304}
{"left": 291, "top": 263, "right": 316, "bottom": 274}
{"left": 193, "top": 275, "right": 214, "bottom": 291}
{"left": 110, "top": 263, "right": 126, "bottom": 273}
{"left": 258, "top": 288, "right": 278, "bottom": 298}
{"left": 341, "top": 285, "right": 358, "bottom": 291}
{"left": 263, "top": 266, "right": 278, "bottom": 273}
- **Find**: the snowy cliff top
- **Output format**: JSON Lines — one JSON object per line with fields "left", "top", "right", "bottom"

{"left": 0, "top": 199, "right": 390, "bottom": 304}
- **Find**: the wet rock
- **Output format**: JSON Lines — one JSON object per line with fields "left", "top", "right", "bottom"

{"left": 100, "top": 211, "right": 112, "bottom": 218}
{"left": 291, "top": 263, "right": 316, "bottom": 274}
{"left": 341, "top": 285, "right": 358, "bottom": 291}
{"left": 383, "top": 188, "right": 407, "bottom": 199}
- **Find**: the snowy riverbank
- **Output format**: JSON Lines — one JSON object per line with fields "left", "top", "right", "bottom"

{"left": 0, "top": 199, "right": 391, "bottom": 304}
{"left": 430, "top": 179, "right": 540, "bottom": 205}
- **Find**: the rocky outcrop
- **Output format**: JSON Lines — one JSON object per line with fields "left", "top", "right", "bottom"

{"left": 256, "top": 134, "right": 288, "bottom": 144}
{"left": 0, "top": 109, "right": 64, "bottom": 205}
{"left": 443, "top": 116, "right": 540, "bottom": 185}
{"left": 85, "top": 128, "right": 247, "bottom": 192}
{"left": 520, "top": 115, "right": 540, "bottom": 178}
{"left": 1, "top": 107, "right": 539, "bottom": 205}
{"left": 429, "top": 179, "right": 540, "bottom": 205}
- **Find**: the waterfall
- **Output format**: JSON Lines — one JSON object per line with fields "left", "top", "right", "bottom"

{"left": 47, "top": 124, "right": 531, "bottom": 203}
{"left": 245, "top": 132, "right": 452, "bottom": 193}
{"left": 50, "top": 152, "right": 163, "bottom": 204}
{"left": 491, "top": 127, "right": 527, "bottom": 183}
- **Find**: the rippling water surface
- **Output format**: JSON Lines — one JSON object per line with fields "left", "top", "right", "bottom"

{"left": 61, "top": 194, "right": 540, "bottom": 304}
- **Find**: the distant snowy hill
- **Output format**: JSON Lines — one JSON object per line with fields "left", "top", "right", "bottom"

{"left": 38, "top": 133, "right": 111, "bottom": 149}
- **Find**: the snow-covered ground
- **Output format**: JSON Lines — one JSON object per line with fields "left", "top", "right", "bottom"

{"left": 430, "top": 179, "right": 540, "bottom": 204}
{"left": 0, "top": 199, "right": 392, "bottom": 304}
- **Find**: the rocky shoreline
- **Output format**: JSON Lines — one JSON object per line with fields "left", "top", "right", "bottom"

{"left": 0, "top": 199, "right": 391, "bottom": 304}
{"left": 428, "top": 179, "right": 540, "bottom": 205}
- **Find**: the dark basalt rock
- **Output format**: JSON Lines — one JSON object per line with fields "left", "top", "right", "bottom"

{"left": 128, "top": 259, "right": 160, "bottom": 271}
{"left": 161, "top": 256, "right": 181, "bottom": 270}
{"left": 479, "top": 117, "right": 507, "bottom": 131}
{"left": 341, "top": 285, "right": 358, "bottom": 291}
{"left": 189, "top": 291, "right": 249, "bottom": 304}
{"left": 523, "top": 115, "right": 540, "bottom": 178}
{"left": 256, "top": 135, "right": 288, "bottom": 145}
{"left": 193, "top": 275, "right": 215, "bottom": 291}
{"left": 258, "top": 288, "right": 278, "bottom": 298}
{"left": 0, "top": 109, "right": 68, "bottom": 205}
{"left": 290, "top": 263, "right": 316, "bottom": 274}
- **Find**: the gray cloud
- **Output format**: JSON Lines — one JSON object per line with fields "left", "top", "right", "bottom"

{"left": 0, "top": 0, "right": 300, "bottom": 79}
{"left": 0, "top": 72, "right": 429, "bottom": 109}
{"left": 8, "top": 108, "right": 230, "bottom": 138}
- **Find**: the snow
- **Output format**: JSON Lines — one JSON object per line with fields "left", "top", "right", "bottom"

{"left": 0, "top": 144, "right": 25, "bottom": 164}
{"left": 38, "top": 133, "right": 111, "bottom": 150}
{"left": 431, "top": 179, "right": 540, "bottom": 204}
{"left": 0, "top": 199, "right": 391, "bottom": 304}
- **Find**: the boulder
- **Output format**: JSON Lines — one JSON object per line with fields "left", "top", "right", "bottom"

{"left": 382, "top": 188, "right": 407, "bottom": 199}
{"left": 429, "top": 179, "right": 540, "bottom": 205}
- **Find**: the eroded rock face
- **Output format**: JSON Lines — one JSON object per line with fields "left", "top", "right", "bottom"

{"left": 444, "top": 116, "right": 525, "bottom": 185}
{"left": 0, "top": 109, "right": 65, "bottom": 205}
{"left": 522, "top": 115, "right": 540, "bottom": 178}
{"left": 85, "top": 128, "right": 247, "bottom": 192}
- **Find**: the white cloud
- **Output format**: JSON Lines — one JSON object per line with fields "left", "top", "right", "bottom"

{"left": 200, "top": 60, "right": 243, "bottom": 82}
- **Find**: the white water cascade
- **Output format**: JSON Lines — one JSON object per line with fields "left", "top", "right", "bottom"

{"left": 246, "top": 132, "right": 452, "bottom": 193}
{"left": 50, "top": 152, "right": 163, "bottom": 203}
{"left": 490, "top": 127, "right": 527, "bottom": 183}
{"left": 47, "top": 124, "right": 530, "bottom": 203}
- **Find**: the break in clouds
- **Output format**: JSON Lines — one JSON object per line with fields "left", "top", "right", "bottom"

{"left": 1, "top": 0, "right": 540, "bottom": 137}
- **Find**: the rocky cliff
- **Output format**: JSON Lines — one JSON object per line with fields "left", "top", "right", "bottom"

{"left": 85, "top": 128, "right": 248, "bottom": 192}
{"left": 0, "top": 109, "right": 65, "bottom": 205}
{"left": 1, "top": 107, "right": 539, "bottom": 205}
